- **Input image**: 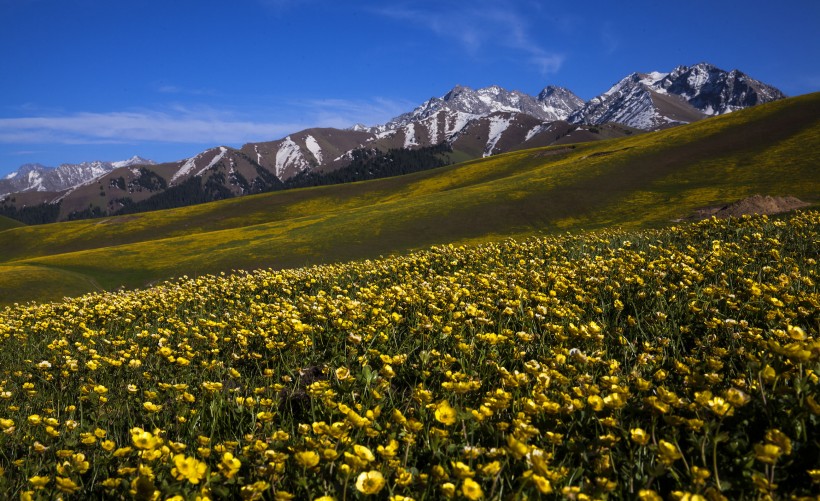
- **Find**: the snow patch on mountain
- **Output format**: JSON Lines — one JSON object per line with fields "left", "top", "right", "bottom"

{"left": 484, "top": 115, "right": 513, "bottom": 157}
{"left": 525, "top": 123, "right": 550, "bottom": 142}
{"left": 640, "top": 72, "right": 668, "bottom": 87}
{"left": 425, "top": 114, "right": 440, "bottom": 144}
{"left": 275, "top": 136, "right": 309, "bottom": 178}
{"left": 172, "top": 153, "right": 204, "bottom": 183}
{"left": 304, "top": 135, "right": 323, "bottom": 164}
{"left": 27, "top": 170, "right": 44, "bottom": 190}
{"left": 193, "top": 147, "right": 228, "bottom": 178}
{"left": 403, "top": 124, "right": 416, "bottom": 148}
{"left": 446, "top": 111, "right": 479, "bottom": 138}
{"left": 111, "top": 156, "right": 153, "bottom": 169}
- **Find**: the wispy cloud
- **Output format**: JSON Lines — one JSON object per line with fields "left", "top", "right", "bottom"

{"left": 373, "top": 1, "right": 565, "bottom": 75}
{"left": 600, "top": 22, "right": 620, "bottom": 55}
{"left": 0, "top": 97, "right": 412, "bottom": 146}
{"left": 292, "top": 97, "right": 416, "bottom": 128}
{"left": 153, "top": 83, "right": 217, "bottom": 96}
{"left": 0, "top": 109, "right": 306, "bottom": 146}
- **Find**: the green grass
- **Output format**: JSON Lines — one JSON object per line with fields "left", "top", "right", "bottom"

{"left": 1, "top": 93, "right": 818, "bottom": 304}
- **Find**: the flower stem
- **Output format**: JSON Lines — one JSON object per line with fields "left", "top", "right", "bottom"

{"left": 712, "top": 422, "right": 722, "bottom": 491}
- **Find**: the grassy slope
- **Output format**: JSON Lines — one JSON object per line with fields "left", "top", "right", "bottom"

{"left": 0, "top": 214, "right": 25, "bottom": 232}
{"left": 1, "top": 93, "right": 818, "bottom": 304}
{"left": 0, "top": 265, "right": 102, "bottom": 305}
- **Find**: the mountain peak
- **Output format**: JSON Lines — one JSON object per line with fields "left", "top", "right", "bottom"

{"left": 478, "top": 85, "right": 504, "bottom": 95}
{"left": 571, "top": 62, "right": 784, "bottom": 128}
{"left": 443, "top": 85, "right": 473, "bottom": 100}
{"left": 114, "top": 155, "right": 154, "bottom": 166}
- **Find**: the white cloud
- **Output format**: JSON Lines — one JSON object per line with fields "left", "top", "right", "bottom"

{"left": 600, "top": 22, "right": 620, "bottom": 55}
{"left": 0, "top": 110, "right": 301, "bottom": 145}
{"left": 374, "top": 2, "right": 565, "bottom": 75}
{"left": 0, "top": 98, "right": 413, "bottom": 146}
{"left": 293, "top": 97, "right": 416, "bottom": 128}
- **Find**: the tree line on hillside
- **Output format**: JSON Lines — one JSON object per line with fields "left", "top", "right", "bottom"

{"left": 0, "top": 200, "right": 61, "bottom": 225}
{"left": 0, "top": 144, "right": 454, "bottom": 225}
{"left": 284, "top": 143, "right": 453, "bottom": 188}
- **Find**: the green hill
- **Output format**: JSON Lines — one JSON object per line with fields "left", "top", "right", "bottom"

{"left": 0, "top": 214, "right": 25, "bottom": 232}
{"left": 1, "top": 93, "right": 818, "bottom": 304}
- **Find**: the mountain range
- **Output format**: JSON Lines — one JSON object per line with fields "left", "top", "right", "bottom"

{"left": 0, "top": 156, "right": 154, "bottom": 198}
{"left": 0, "top": 63, "right": 785, "bottom": 222}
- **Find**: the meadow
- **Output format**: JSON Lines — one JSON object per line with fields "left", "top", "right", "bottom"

{"left": 0, "top": 93, "right": 818, "bottom": 305}
{"left": 0, "top": 210, "right": 817, "bottom": 499}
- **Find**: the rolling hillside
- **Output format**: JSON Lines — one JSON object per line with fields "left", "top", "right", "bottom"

{"left": 0, "top": 214, "right": 24, "bottom": 232}
{"left": 1, "top": 92, "right": 818, "bottom": 305}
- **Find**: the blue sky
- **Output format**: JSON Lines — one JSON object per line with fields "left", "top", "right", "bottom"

{"left": 1, "top": 0, "right": 818, "bottom": 175}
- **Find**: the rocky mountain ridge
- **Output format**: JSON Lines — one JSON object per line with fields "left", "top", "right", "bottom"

{"left": 0, "top": 63, "right": 785, "bottom": 222}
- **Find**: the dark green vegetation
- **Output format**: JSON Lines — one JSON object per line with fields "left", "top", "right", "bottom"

{"left": 0, "top": 200, "right": 60, "bottom": 225}
{"left": 114, "top": 170, "right": 238, "bottom": 216}
{"left": 1, "top": 93, "right": 818, "bottom": 304}
{"left": 285, "top": 143, "right": 453, "bottom": 189}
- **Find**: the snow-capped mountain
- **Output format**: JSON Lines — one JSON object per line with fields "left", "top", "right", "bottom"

{"left": 111, "top": 156, "right": 154, "bottom": 169}
{"left": 169, "top": 67, "right": 783, "bottom": 184}
{"left": 378, "top": 84, "right": 583, "bottom": 134}
{"left": 537, "top": 86, "right": 586, "bottom": 119}
{"left": 328, "top": 84, "right": 586, "bottom": 163}
{"left": 654, "top": 63, "right": 785, "bottom": 114}
{"left": 0, "top": 156, "right": 155, "bottom": 198}
{"left": 569, "top": 63, "right": 785, "bottom": 129}
{"left": 1, "top": 62, "right": 787, "bottom": 223}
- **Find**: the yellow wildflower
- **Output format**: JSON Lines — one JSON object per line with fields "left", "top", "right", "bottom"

{"left": 28, "top": 476, "right": 50, "bottom": 489}
{"left": 753, "top": 443, "right": 782, "bottom": 464}
{"left": 219, "top": 452, "right": 241, "bottom": 478}
{"left": 657, "top": 440, "right": 682, "bottom": 466}
{"left": 531, "top": 474, "right": 553, "bottom": 494}
{"left": 172, "top": 454, "right": 208, "bottom": 484}
{"left": 461, "top": 478, "right": 483, "bottom": 499}
{"left": 131, "top": 429, "right": 159, "bottom": 450}
{"left": 294, "top": 450, "right": 321, "bottom": 469}
{"left": 55, "top": 476, "right": 81, "bottom": 494}
{"left": 355, "top": 470, "right": 385, "bottom": 495}
{"left": 353, "top": 444, "right": 375, "bottom": 462}
{"left": 434, "top": 400, "right": 457, "bottom": 426}
{"left": 638, "top": 490, "right": 663, "bottom": 501}
{"left": 630, "top": 428, "right": 649, "bottom": 445}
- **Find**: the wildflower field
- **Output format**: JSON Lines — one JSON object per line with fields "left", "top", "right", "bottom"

{"left": 0, "top": 211, "right": 818, "bottom": 500}
{"left": 2, "top": 92, "right": 818, "bottom": 307}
